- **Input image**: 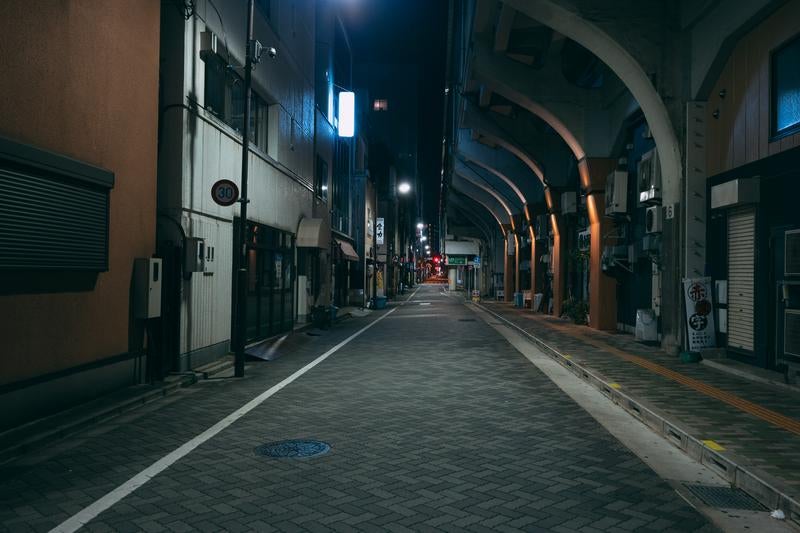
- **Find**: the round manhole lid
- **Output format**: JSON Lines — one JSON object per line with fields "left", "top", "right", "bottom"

{"left": 255, "top": 439, "right": 331, "bottom": 458}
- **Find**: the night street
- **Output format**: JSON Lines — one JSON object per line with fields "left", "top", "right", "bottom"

{"left": 2, "top": 285, "right": 724, "bottom": 532}
{"left": 3, "top": 0, "right": 800, "bottom": 530}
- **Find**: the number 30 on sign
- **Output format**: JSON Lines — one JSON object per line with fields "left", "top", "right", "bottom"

{"left": 211, "top": 179, "right": 240, "bottom": 207}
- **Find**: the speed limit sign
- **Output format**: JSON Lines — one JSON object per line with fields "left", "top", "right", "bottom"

{"left": 211, "top": 179, "right": 239, "bottom": 207}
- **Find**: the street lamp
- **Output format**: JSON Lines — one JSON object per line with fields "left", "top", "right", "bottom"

{"left": 416, "top": 222, "right": 424, "bottom": 229}
{"left": 420, "top": 236, "right": 427, "bottom": 242}
{"left": 398, "top": 182, "right": 411, "bottom": 195}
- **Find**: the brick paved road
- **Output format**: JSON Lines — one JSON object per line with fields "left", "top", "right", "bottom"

{"left": 0, "top": 286, "right": 713, "bottom": 532}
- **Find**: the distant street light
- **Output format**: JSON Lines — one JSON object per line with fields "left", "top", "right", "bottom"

{"left": 398, "top": 182, "right": 411, "bottom": 194}
{"left": 420, "top": 236, "right": 427, "bottom": 242}
{"left": 416, "top": 222, "right": 424, "bottom": 229}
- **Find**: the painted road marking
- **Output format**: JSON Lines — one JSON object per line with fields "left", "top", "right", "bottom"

{"left": 50, "top": 307, "right": 399, "bottom": 532}
{"left": 702, "top": 439, "right": 726, "bottom": 451}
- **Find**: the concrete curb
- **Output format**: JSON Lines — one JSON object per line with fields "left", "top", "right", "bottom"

{"left": 474, "top": 303, "right": 800, "bottom": 525}
{"left": 0, "top": 373, "right": 196, "bottom": 465}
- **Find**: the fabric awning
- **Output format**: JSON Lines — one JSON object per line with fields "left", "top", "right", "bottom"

{"left": 336, "top": 239, "right": 359, "bottom": 261}
{"left": 296, "top": 217, "right": 330, "bottom": 249}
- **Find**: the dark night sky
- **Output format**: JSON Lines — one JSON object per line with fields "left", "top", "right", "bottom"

{"left": 341, "top": 0, "right": 449, "bottom": 226}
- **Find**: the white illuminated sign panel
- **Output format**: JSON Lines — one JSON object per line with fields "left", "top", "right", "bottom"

{"left": 338, "top": 91, "right": 355, "bottom": 137}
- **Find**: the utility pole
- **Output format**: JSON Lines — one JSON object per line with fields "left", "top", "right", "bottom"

{"left": 234, "top": 0, "right": 255, "bottom": 378}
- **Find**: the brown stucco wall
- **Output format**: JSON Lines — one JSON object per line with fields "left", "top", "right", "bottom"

{"left": 706, "top": 0, "right": 800, "bottom": 176}
{"left": 0, "top": 1, "right": 160, "bottom": 385}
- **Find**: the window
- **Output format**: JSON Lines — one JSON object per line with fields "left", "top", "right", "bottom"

{"left": 315, "top": 155, "right": 328, "bottom": 201}
{"left": 373, "top": 99, "right": 389, "bottom": 111}
{"left": 203, "top": 54, "right": 268, "bottom": 152}
{"left": 204, "top": 55, "right": 227, "bottom": 119}
{"left": 771, "top": 34, "right": 800, "bottom": 139}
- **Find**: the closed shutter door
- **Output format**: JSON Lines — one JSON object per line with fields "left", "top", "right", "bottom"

{"left": 727, "top": 207, "right": 755, "bottom": 351}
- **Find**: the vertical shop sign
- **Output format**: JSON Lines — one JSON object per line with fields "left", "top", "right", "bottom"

{"left": 682, "top": 277, "right": 716, "bottom": 351}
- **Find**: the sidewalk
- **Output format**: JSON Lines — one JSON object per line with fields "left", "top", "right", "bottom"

{"left": 479, "top": 302, "right": 800, "bottom": 522}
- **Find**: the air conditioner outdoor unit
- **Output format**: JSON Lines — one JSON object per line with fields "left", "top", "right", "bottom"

{"left": 561, "top": 191, "right": 577, "bottom": 214}
{"left": 605, "top": 170, "right": 628, "bottom": 215}
{"left": 645, "top": 206, "right": 662, "bottom": 234}
{"left": 578, "top": 229, "right": 591, "bottom": 251}
{"left": 638, "top": 148, "right": 662, "bottom": 205}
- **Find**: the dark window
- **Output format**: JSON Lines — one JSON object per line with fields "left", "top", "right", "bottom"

{"left": 315, "top": 155, "right": 328, "bottom": 201}
{"left": 204, "top": 55, "right": 227, "bottom": 119}
{"left": 771, "top": 34, "right": 800, "bottom": 139}
{"left": 203, "top": 54, "right": 268, "bottom": 152}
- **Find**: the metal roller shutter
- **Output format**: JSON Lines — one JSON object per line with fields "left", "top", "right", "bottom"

{"left": 727, "top": 207, "right": 755, "bottom": 352}
{"left": 0, "top": 137, "right": 114, "bottom": 272}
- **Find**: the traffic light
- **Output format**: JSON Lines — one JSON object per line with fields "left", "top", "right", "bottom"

{"left": 433, "top": 254, "right": 441, "bottom": 264}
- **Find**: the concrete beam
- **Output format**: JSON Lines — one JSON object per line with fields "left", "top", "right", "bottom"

{"left": 462, "top": 102, "right": 575, "bottom": 187}
{"left": 494, "top": 4, "right": 516, "bottom": 52}
{"left": 454, "top": 168, "right": 516, "bottom": 224}
{"left": 501, "top": 0, "right": 683, "bottom": 205}
{"left": 454, "top": 158, "right": 521, "bottom": 216}
{"left": 456, "top": 129, "right": 543, "bottom": 204}
{"left": 450, "top": 179, "right": 508, "bottom": 232}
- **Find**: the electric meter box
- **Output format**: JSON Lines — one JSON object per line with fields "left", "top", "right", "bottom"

{"left": 133, "top": 258, "right": 162, "bottom": 319}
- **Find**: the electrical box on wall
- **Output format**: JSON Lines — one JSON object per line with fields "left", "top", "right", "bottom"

{"left": 605, "top": 170, "right": 628, "bottom": 215}
{"left": 645, "top": 206, "right": 663, "bottom": 234}
{"left": 133, "top": 258, "right": 162, "bottom": 319}
{"left": 638, "top": 148, "right": 662, "bottom": 205}
{"left": 184, "top": 237, "right": 206, "bottom": 273}
{"left": 561, "top": 191, "right": 577, "bottom": 214}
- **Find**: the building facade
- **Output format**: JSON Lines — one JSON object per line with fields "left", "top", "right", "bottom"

{"left": 157, "top": 0, "right": 317, "bottom": 370}
{"left": 0, "top": 1, "right": 161, "bottom": 428}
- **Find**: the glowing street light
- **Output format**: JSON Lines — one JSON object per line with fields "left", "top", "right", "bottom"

{"left": 398, "top": 182, "right": 411, "bottom": 194}
{"left": 417, "top": 222, "right": 424, "bottom": 229}
{"left": 420, "top": 236, "right": 427, "bottom": 242}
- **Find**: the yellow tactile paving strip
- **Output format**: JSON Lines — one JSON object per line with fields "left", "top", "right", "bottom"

{"left": 543, "top": 320, "right": 800, "bottom": 437}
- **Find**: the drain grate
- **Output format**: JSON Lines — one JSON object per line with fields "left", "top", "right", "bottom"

{"left": 255, "top": 439, "right": 331, "bottom": 458}
{"left": 683, "top": 484, "right": 766, "bottom": 511}
{"left": 458, "top": 318, "right": 476, "bottom": 322}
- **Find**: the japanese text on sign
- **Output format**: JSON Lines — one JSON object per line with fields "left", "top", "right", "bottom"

{"left": 682, "top": 277, "right": 716, "bottom": 351}
{"left": 376, "top": 217, "right": 385, "bottom": 245}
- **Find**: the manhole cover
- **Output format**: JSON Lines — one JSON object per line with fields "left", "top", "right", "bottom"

{"left": 683, "top": 484, "right": 766, "bottom": 511}
{"left": 255, "top": 439, "right": 331, "bottom": 458}
{"left": 458, "top": 318, "right": 476, "bottom": 322}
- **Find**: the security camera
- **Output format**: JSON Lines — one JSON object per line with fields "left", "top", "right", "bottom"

{"left": 266, "top": 47, "right": 277, "bottom": 59}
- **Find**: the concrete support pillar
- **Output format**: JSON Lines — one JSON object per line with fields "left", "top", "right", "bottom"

{"left": 514, "top": 234, "right": 520, "bottom": 296}
{"left": 550, "top": 214, "right": 565, "bottom": 317}
{"left": 585, "top": 158, "right": 618, "bottom": 331}
{"left": 503, "top": 236, "right": 514, "bottom": 302}
{"left": 529, "top": 226, "right": 537, "bottom": 308}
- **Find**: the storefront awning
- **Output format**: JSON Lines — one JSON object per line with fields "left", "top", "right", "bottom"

{"left": 296, "top": 217, "right": 330, "bottom": 249}
{"left": 336, "top": 239, "right": 359, "bottom": 261}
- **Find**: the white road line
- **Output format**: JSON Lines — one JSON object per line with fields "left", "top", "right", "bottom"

{"left": 50, "top": 307, "right": 398, "bottom": 533}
